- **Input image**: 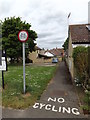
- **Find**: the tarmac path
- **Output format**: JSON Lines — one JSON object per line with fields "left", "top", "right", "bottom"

{"left": 2, "top": 62, "right": 88, "bottom": 119}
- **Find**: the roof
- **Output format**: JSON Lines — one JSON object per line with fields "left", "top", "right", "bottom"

{"left": 46, "top": 48, "right": 64, "bottom": 56}
{"left": 69, "top": 24, "right": 90, "bottom": 44}
{"left": 44, "top": 51, "right": 54, "bottom": 57}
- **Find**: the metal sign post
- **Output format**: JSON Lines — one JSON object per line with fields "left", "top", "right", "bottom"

{"left": 18, "top": 30, "right": 28, "bottom": 94}
{"left": 23, "top": 42, "right": 25, "bottom": 94}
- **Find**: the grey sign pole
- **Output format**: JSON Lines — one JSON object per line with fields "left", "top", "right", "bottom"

{"left": 18, "top": 30, "right": 28, "bottom": 94}
{"left": 23, "top": 42, "right": 26, "bottom": 94}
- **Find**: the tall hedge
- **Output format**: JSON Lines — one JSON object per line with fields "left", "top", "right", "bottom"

{"left": 73, "top": 46, "right": 89, "bottom": 89}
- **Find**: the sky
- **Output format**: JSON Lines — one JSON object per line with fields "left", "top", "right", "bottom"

{"left": 0, "top": 0, "right": 89, "bottom": 49}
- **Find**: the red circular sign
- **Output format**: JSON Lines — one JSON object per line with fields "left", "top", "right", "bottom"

{"left": 18, "top": 30, "right": 28, "bottom": 42}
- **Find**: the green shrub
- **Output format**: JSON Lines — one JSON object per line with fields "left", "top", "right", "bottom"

{"left": 73, "top": 46, "right": 89, "bottom": 88}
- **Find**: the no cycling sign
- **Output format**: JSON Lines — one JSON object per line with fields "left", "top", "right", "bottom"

{"left": 18, "top": 30, "right": 28, "bottom": 94}
{"left": 18, "top": 30, "right": 28, "bottom": 42}
{"left": 33, "top": 97, "right": 80, "bottom": 116}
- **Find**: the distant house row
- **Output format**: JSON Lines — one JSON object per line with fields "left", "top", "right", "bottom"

{"left": 28, "top": 47, "right": 64, "bottom": 63}
{"left": 66, "top": 24, "right": 90, "bottom": 80}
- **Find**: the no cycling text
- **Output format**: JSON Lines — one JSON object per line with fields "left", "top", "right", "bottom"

{"left": 33, "top": 97, "right": 80, "bottom": 116}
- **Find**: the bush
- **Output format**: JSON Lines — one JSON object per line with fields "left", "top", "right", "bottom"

{"left": 73, "top": 46, "right": 89, "bottom": 89}
{"left": 82, "top": 91, "right": 90, "bottom": 112}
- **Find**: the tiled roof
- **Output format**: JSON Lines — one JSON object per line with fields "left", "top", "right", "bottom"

{"left": 69, "top": 24, "right": 90, "bottom": 44}
{"left": 48, "top": 48, "right": 64, "bottom": 56}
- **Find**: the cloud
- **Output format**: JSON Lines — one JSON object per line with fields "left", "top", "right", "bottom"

{"left": 38, "top": 32, "right": 53, "bottom": 39}
{"left": 39, "top": 11, "right": 65, "bottom": 25}
{"left": 44, "top": 38, "right": 64, "bottom": 44}
{"left": 0, "top": 0, "right": 13, "bottom": 17}
{"left": 0, "top": 0, "right": 89, "bottom": 49}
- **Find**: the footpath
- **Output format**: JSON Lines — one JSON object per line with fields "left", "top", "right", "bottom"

{"left": 2, "top": 62, "right": 88, "bottom": 118}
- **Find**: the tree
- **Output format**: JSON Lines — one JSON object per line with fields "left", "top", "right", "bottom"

{"left": 2, "top": 17, "right": 38, "bottom": 63}
{"left": 62, "top": 37, "right": 69, "bottom": 51}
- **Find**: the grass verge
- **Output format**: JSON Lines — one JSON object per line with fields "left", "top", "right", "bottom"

{"left": 2, "top": 65, "right": 57, "bottom": 109}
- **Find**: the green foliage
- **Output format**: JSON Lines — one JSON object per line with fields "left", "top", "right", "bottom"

{"left": 83, "top": 93, "right": 90, "bottom": 104}
{"left": 73, "top": 46, "right": 87, "bottom": 62}
{"left": 2, "top": 17, "right": 38, "bottom": 63}
{"left": 62, "top": 37, "right": 69, "bottom": 51}
{"left": 82, "top": 91, "right": 90, "bottom": 111}
{"left": 73, "top": 46, "right": 89, "bottom": 88}
{"left": 82, "top": 105, "right": 90, "bottom": 111}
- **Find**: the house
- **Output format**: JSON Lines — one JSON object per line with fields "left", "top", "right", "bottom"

{"left": 49, "top": 48, "right": 64, "bottom": 57}
{"left": 41, "top": 48, "right": 64, "bottom": 63}
{"left": 28, "top": 47, "right": 64, "bottom": 63}
{"left": 67, "top": 24, "right": 90, "bottom": 80}
{"left": 48, "top": 48, "right": 64, "bottom": 62}
{"left": 44, "top": 51, "right": 54, "bottom": 57}
{"left": 28, "top": 46, "right": 45, "bottom": 63}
